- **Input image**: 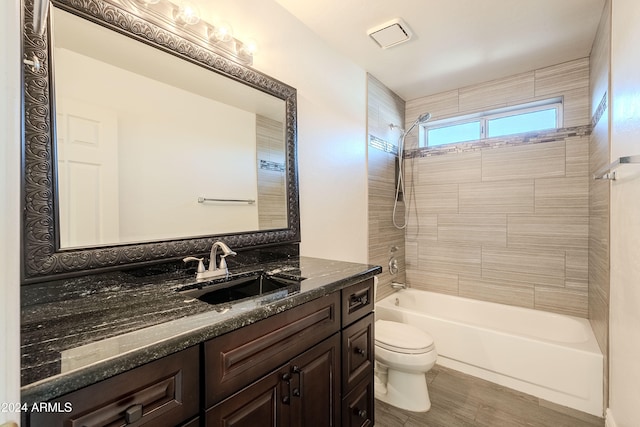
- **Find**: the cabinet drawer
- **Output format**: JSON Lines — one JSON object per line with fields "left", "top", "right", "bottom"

{"left": 341, "top": 377, "right": 374, "bottom": 427}
{"left": 29, "top": 346, "right": 199, "bottom": 427}
{"left": 341, "top": 278, "right": 374, "bottom": 327}
{"left": 342, "top": 313, "right": 374, "bottom": 394}
{"left": 204, "top": 292, "right": 340, "bottom": 406}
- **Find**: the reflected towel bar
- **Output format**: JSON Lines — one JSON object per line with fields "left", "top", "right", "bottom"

{"left": 593, "top": 155, "right": 640, "bottom": 180}
{"left": 198, "top": 197, "right": 255, "bottom": 204}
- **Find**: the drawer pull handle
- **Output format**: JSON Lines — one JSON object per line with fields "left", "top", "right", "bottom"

{"left": 355, "top": 347, "right": 366, "bottom": 356}
{"left": 124, "top": 404, "right": 143, "bottom": 424}
{"left": 357, "top": 409, "right": 367, "bottom": 419}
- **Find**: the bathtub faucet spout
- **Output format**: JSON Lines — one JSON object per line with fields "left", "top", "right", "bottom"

{"left": 391, "top": 282, "right": 407, "bottom": 290}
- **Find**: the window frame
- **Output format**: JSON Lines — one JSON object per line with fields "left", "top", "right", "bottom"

{"left": 420, "top": 98, "right": 563, "bottom": 148}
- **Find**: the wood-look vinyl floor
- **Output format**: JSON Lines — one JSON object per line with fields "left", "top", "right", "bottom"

{"left": 374, "top": 365, "right": 604, "bottom": 427}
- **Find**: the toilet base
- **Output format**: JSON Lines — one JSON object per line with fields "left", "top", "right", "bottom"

{"left": 374, "top": 368, "right": 431, "bottom": 412}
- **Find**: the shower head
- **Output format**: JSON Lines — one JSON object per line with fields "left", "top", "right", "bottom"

{"left": 417, "top": 112, "right": 432, "bottom": 123}
{"left": 389, "top": 112, "right": 431, "bottom": 135}
{"left": 405, "top": 111, "right": 431, "bottom": 135}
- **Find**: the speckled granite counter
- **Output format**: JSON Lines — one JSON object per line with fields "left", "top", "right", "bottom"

{"left": 21, "top": 256, "right": 381, "bottom": 404}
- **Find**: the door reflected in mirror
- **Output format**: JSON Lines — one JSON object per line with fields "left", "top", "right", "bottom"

{"left": 53, "top": 7, "right": 288, "bottom": 249}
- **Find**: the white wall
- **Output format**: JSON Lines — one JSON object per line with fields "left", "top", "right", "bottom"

{"left": 608, "top": 0, "right": 640, "bottom": 425}
{"left": 0, "top": 0, "right": 22, "bottom": 423}
{"left": 55, "top": 48, "right": 261, "bottom": 243}
{"left": 191, "top": 0, "right": 369, "bottom": 263}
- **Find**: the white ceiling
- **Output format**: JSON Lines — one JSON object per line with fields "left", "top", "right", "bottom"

{"left": 274, "top": 0, "right": 606, "bottom": 101}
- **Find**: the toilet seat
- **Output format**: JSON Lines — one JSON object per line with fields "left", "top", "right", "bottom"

{"left": 375, "top": 320, "right": 435, "bottom": 354}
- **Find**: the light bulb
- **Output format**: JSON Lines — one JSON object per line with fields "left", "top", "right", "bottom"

{"left": 241, "top": 38, "right": 258, "bottom": 56}
{"left": 212, "top": 21, "right": 234, "bottom": 43}
{"left": 175, "top": 1, "right": 200, "bottom": 26}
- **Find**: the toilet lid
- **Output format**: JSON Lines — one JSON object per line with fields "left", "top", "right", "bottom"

{"left": 375, "top": 320, "right": 435, "bottom": 354}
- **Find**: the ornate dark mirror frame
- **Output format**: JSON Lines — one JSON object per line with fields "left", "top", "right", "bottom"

{"left": 21, "top": 0, "right": 300, "bottom": 283}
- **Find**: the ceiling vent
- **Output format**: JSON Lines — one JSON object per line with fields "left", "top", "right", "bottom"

{"left": 367, "top": 18, "right": 413, "bottom": 49}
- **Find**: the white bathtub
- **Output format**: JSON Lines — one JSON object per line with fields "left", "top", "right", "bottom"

{"left": 375, "top": 289, "right": 603, "bottom": 416}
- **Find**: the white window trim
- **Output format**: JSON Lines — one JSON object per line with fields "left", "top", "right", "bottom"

{"left": 420, "top": 97, "right": 563, "bottom": 148}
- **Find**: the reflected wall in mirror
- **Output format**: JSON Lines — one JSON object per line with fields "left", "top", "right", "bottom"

{"left": 22, "top": 0, "right": 299, "bottom": 282}
{"left": 53, "top": 8, "right": 287, "bottom": 248}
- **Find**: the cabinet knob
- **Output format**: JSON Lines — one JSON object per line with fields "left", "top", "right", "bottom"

{"left": 124, "top": 404, "right": 143, "bottom": 424}
{"left": 292, "top": 388, "right": 300, "bottom": 397}
{"left": 355, "top": 347, "right": 366, "bottom": 356}
{"left": 282, "top": 396, "right": 290, "bottom": 404}
{"left": 282, "top": 372, "right": 292, "bottom": 381}
{"left": 357, "top": 409, "right": 367, "bottom": 419}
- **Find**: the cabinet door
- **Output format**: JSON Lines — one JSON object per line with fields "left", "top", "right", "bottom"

{"left": 342, "top": 377, "right": 374, "bottom": 427}
{"left": 206, "top": 365, "right": 291, "bottom": 427}
{"left": 342, "top": 313, "right": 374, "bottom": 394}
{"left": 289, "top": 334, "right": 341, "bottom": 427}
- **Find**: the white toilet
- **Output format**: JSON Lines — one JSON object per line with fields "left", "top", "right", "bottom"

{"left": 374, "top": 319, "right": 437, "bottom": 412}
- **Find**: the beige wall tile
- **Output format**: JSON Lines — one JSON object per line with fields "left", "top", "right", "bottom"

{"left": 397, "top": 58, "right": 595, "bottom": 320}
{"left": 406, "top": 269, "right": 459, "bottom": 295}
{"left": 368, "top": 73, "right": 405, "bottom": 146}
{"left": 508, "top": 215, "right": 589, "bottom": 250}
{"left": 459, "top": 72, "right": 535, "bottom": 112}
{"left": 562, "top": 87, "right": 591, "bottom": 127}
{"left": 367, "top": 77, "right": 407, "bottom": 293}
{"left": 459, "top": 275, "right": 535, "bottom": 308}
{"left": 482, "top": 247, "right": 565, "bottom": 288}
{"left": 566, "top": 249, "right": 589, "bottom": 290}
{"left": 534, "top": 287, "right": 588, "bottom": 317}
{"left": 406, "top": 90, "right": 459, "bottom": 122}
{"left": 413, "top": 183, "right": 459, "bottom": 214}
{"left": 535, "top": 176, "right": 589, "bottom": 216}
{"left": 438, "top": 214, "right": 507, "bottom": 246}
{"left": 417, "top": 151, "right": 481, "bottom": 184}
{"left": 418, "top": 242, "right": 481, "bottom": 276}
{"left": 459, "top": 180, "right": 534, "bottom": 214}
{"left": 405, "top": 240, "right": 419, "bottom": 269}
{"left": 565, "top": 135, "right": 589, "bottom": 178}
{"left": 534, "top": 58, "right": 589, "bottom": 98}
{"left": 405, "top": 213, "right": 438, "bottom": 243}
{"left": 482, "top": 141, "right": 566, "bottom": 181}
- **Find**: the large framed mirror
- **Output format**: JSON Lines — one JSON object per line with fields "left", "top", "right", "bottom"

{"left": 22, "top": 0, "right": 299, "bottom": 283}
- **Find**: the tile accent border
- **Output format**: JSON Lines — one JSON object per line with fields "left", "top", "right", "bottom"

{"left": 592, "top": 92, "right": 608, "bottom": 128}
{"left": 369, "top": 135, "right": 399, "bottom": 155}
{"left": 405, "top": 125, "right": 591, "bottom": 159}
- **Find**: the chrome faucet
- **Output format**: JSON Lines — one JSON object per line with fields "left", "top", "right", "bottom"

{"left": 183, "top": 241, "right": 237, "bottom": 281}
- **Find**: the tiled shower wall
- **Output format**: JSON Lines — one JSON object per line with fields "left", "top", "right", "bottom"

{"left": 256, "top": 115, "right": 287, "bottom": 230}
{"left": 588, "top": 0, "right": 611, "bottom": 407}
{"left": 402, "top": 58, "right": 592, "bottom": 317}
{"left": 367, "top": 74, "right": 406, "bottom": 301}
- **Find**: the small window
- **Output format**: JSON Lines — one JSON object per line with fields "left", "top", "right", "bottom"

{"left": 427, "top": 121, "right": 481, "bottom": 146}
{"left": 422, "top": 99, "right": 562, "bottom": 148}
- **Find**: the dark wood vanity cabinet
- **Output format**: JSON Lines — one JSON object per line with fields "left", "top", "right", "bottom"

{"left": 27, "top": 277, "right": 376, "bottom": 427}
{"left": 340, "top": 279, "right": 375, "bottom": 427}
{"left": 204, "top": 277, "right": 375, "bottom": 427}
{"left": 206, "top": 334, "right": 341, "bottom": 427}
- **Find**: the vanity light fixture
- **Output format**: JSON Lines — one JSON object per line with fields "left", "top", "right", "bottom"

{"left": 174, "top": 1, "right": 201, "bottom": 26}
{"left": 208, "top": 21, "right": 234, "bottom": 43}
{"left": 27, "top": 0, "right": 257, "bottom": 66}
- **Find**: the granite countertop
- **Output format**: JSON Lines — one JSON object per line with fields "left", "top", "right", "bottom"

{"left": 21, "top": 256, "right": 381, "bottom": 404}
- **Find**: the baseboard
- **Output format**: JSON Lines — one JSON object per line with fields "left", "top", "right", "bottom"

{"left": 605, "top": 408, "right": 617, "bottom": 427}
